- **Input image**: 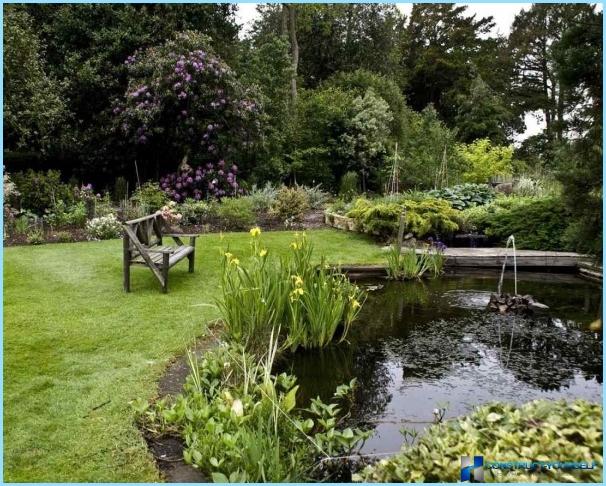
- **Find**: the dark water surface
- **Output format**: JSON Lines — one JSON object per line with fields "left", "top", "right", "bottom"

{"left": 280, "top": 271, "right": 602, "bottom": 454}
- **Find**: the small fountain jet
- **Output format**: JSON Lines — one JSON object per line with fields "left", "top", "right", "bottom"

{"left": 487, "top": 235, "right": 549, "bottom": 316}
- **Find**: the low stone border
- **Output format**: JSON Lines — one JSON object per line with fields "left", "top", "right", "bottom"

{"left": 324, "top": 211, "right": 358, "bottom": 232}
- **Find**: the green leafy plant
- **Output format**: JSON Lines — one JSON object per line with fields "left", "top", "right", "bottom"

{"left": 386, "top": 245, "right": 445, "bottom": 280}
{"left": 26, "top": 229, "right": 45, "bottom": 245}
{"left": 456, "top": 139, "right": 514, "bottom": 184}
{"left": 217, "top": 230, "right": 365, "bottom": 353}
{"left": 11, "top": 169, "right": 73, "bottom": 214}
{"left": 134, "top": 340, "right": 371, "bottom": 482}
{"left": 54, "top": 231, "right": 74, "bottom": 243}
{"left": 297, "top": 184, "right": 330, "bottom": 210}
{"left": 270, "top": 186, "right": 310, "bottom": 225}
{"left": 428, "top": 183, "right": 495, "bottom": 210}
{"left": 44, "top": 201, "right": 87, "bottom": 228}
{"left": 347, "top": 197, "right": 460, "bottom": 240}
{"left": 248, "top": 182, "right": 278, "bottom": 213}
{"left": 11, "top": 214, "right": 35, "bottom": 235}
{"left": 339, "top": 171, "right": 359, "bottom": 202}
{"left": 130, "top": 181, "right": 168, "bottom": 213}
{"left": 215, "top": 197, "right": 255, "bottom": 230}
{"left": 479, "top": 196, "right": 573, "bottom": 251}
{"left": 355, "top": 399, "right": 602, "bottom": 483}
{"left": 179, "top": 198, "right": 215, "bottom": 226}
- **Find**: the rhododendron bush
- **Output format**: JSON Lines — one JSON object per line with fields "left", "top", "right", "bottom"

{"left": 160, "top": 159, "right": 242, "bottom": 201}
{"left": 113, "top": 31, "right": 261, "bottom": 190}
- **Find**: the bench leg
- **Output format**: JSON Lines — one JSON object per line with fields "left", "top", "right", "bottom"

{"left": 162, "top": 253, "right": 169, "bottom": 293}
{"left": 188, "top": 251, "right": 195, "bottom": 273}
{"left": 123, "top": 263, "right": 130, "bottom": 292}
{"left": 123, "top": 234, "right": 131, "bottom": 292}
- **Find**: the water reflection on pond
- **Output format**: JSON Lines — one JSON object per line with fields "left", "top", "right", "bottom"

{"left": 279, "top": 271, "right": 602, "bottom": 454}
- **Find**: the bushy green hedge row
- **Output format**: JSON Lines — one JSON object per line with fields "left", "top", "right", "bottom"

{"left": 463, "top": 196, "right": 573, "bottom": 251}
{"left": 355, "top": 399, "right": 602, "bottom": 483}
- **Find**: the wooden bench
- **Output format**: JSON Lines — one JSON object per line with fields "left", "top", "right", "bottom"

{"left": 122, "top": 213, "right": 198, "bottom": 293}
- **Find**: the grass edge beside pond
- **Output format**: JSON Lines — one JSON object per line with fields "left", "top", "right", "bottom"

{"left": 3, "top": 229, "right": 384, "bottom": 482}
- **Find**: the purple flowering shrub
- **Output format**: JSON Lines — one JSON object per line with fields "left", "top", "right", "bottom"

{"left": 113, "top": 32, "right": 261, "bottom": 169}
{"left": 160, "top": 159, "right": 243, "bottom": 201}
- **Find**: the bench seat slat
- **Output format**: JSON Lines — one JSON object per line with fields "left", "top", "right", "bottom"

{"left": 131, "top": 245, "right": 194, "bottom": 267}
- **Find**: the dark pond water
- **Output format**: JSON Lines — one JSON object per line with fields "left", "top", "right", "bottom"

{"left": 280, "top": 271, "right": 602, "bottom": 455}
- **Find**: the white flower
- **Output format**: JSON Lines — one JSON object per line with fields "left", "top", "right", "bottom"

{"left": 231, "top": 399, "right": 244, "bottom": 417}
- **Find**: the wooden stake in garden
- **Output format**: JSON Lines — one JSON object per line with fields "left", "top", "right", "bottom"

{"left": 387, "top": 143, "right": 400, "bottom": 195}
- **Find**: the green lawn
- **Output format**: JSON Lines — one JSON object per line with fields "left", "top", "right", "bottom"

{"left": 3, "top": 229, "right": 383, "bottom": 482}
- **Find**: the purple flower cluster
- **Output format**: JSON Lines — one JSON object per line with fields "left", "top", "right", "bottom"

{"left": 160, "top": 160, "right": 242, "bottom": 201}
{"left": 427, "top": 237, "right": 448, "bottom": 252}
{"left": 74, "top": 183, "right": 95, "bottom": 202}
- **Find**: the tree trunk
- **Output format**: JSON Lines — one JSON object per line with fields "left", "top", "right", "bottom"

{"left": 280, "top": 4, "right": 288, "bottom": 36}
{"left": 288, "top": 4, "right": 299, "bottom": 105}
{"left": 540, "top": 40, "right": 552, "bottom": 138}
{"left": 556, "top": 79, "right": 565, "bottom": 141}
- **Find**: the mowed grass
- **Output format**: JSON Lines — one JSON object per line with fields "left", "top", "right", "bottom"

{"left": 3, "top": 229, "right": 384, "bottom": 482}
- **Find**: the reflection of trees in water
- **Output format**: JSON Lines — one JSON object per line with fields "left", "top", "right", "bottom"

{"left": 281, "top": 341, "right": 394, "bottom": 423}
{"left": 480, "top": 314, "right": 603, "bottom": 390}
{"left": 389, "top": 323, "right": 481, "bottom": 380}
{"left": 388, "top": 311, "right": 603, "bottom": 391}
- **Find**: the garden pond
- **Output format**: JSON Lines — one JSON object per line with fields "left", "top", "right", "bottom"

{"left": 278, "top": 271, "right": 602, "bottom": 455}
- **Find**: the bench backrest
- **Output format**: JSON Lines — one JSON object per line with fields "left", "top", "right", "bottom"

{"left": 123, "top": 213, "right": 164, "bottom": 248}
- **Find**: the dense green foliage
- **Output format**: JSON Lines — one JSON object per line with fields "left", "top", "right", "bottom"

{"left": 10, "top": 169, "right": 73, "bottom": 214}
{"left": 215, "top": 197, "right": 256, "bottom": 230}
{"left": 355, "top": 399, "right": 602, "bottom": 483}
{"left": 347, "top": 197, "right": 460, "bottom": 240}
{"left": 457, "top": 139, "right": 514, "bottom": 183}
{"left": 469, "top": 197, "right": 573, "bottom": 251}
{"left": 134, "top": 342, "right": 370, "bottom": 482}
{"left": 4, "top": 2, "right": 601, "bottom": 253}
{"left": 3, "top": 8, "right": 66, "bottom": 153}
{"left": 270, "top": 186, "right": 310, "bottom": 225}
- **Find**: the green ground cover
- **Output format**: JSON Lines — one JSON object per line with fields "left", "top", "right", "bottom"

{"left": 3, "top": 229, "right": 383, "bottom": 482}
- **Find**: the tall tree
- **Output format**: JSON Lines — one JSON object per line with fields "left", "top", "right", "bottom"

{"left": 252, "top": 3, "right": 406, "bottom": 88}
{"left": 454, "top": 75, "right": 515, "bottom": 144}
{"left": 508, "top": 3, "right": 596, "bottom": 145}
{"left": 3, "top": 6, "right": 66, "bottom": 154}
{"left": 552, "top": 7, "right": 603, "bottom": 256}
{"left": 401, "top": 3, "right": 494, "bottom": 124}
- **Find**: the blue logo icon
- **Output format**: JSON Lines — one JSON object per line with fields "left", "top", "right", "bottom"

{"left": 461, "top": 456, "right": 484, "bottom": 482}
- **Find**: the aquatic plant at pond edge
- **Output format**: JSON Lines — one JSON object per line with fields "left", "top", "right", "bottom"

{"left": 217, "top": 229, "right": 365, "bottom": 353}
{"left": 354, "top": 399, "right": 602, "bottom": 483}
{"left": 132, "top": 338, "right": 371, "bottom": 482}
{"left": 386, "top": 244, "right": 445, "bottom": 280}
